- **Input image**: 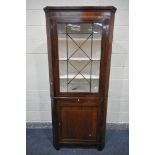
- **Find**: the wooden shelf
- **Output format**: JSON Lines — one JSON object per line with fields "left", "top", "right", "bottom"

{"left": 60, "top": 87, "right": 98, "bottom": 92}
{"left": 58, "top": 38, "right": 101, "bottom": 41}
{"left": 60, "top": 74, "right": 99, "bottom": 79}
{"left": 59, "top": 58, "right": 100, "bottom": 61}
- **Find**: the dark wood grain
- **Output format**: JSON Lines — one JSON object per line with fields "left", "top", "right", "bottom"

{"left": 44, "top": 6, "right": 116, "bottom": 150}
{"left": 57, "top": 106, "right": 98, "bottom": 140}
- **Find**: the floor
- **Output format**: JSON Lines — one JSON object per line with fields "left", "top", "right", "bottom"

{"left": 26, "top": 129, "right": 129, "bottom": 155}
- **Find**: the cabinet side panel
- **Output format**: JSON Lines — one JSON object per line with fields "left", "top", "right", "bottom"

{"left": 99, "top": 12, "right": 116, "bottom": 146}
{"left": 45, "top": 15, "right": 61, "bottom": 149}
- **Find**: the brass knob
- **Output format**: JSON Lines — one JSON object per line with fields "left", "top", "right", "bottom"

{"left": 89, "top": 133, "right": 92, "bottom": 137}
{"left": 78, "top": 98, "right": 80, "bottom": 102}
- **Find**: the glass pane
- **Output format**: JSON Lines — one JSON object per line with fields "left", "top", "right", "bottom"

{"left": 93, "top": 23, "right": 102, "bottom": 35}
{"left": 58, "top": 34, "right": 66, "bottom": 59}
{"left": 57, "top": 24, "right": 66, "bottom": 33}
{"left": 67, "top": 24, "right": 92, "bottom": 34}
{"left": 91, "top": 79, "right": 99, "bottom": 92}
{"left": 57, "top": 23, "right": 102, "bottom": 92}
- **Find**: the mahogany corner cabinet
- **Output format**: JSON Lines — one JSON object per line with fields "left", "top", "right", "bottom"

{"left": 44, "top": 6, "right": 117, "bottom": 150}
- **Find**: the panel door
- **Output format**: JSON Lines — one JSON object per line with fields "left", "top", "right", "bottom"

{"left": 57, "top": 106, "right": 98, "bottom": 141}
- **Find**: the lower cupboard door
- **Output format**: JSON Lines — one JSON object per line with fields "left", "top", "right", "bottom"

{"left": 57, "top": 106, "right": 98, "bottom": 141}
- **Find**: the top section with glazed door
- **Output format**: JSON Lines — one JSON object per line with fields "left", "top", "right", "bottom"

{"left": 58, "top": 23, "right": 102, "bottom": 93}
